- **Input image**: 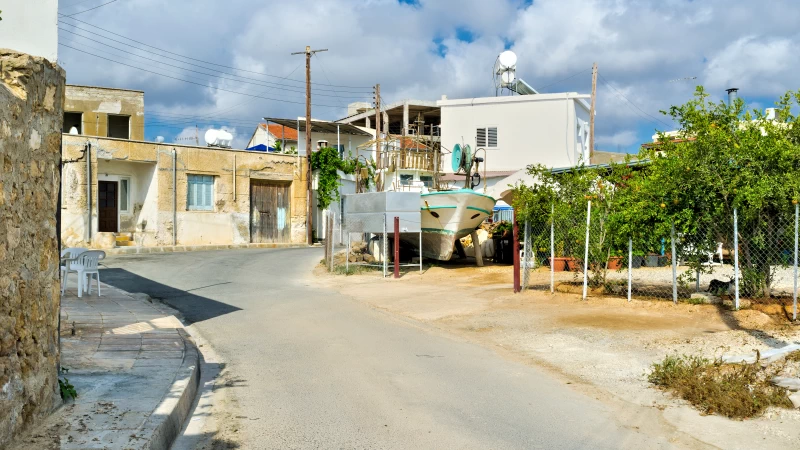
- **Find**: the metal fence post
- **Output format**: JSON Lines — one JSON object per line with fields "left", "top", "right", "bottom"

{"left": 419, "top": 228, "right": 423, "bottom": 274}
{"left": 734, "top": 208, "right": 740, "bottom": 310}
{"left": 550, "top": 203, "right": 555, "bottom": 294}
{"left": 793, "top": 202, "right": 798, "bottom": 321}
{"left": 394, "top": 216, "right": 400, "bottom": 279}
{"left": 383, "top": 213, "right": 387, "bottom": 278}
{"left": 346, "top": 232, "right": 350, "bottom": 273}
{"left": 523, "top": 220, "right": 530, "bottom": 290}
{"left": 671, "top": 222, "right": 677, "bottom": 304}
{"left": 582, "top": 200, "right": 591, "bottom": 300}
{"left": 513, "top": 210, "right": 520, "bottom": 293}
{"left": 628, "top": 237, "right": 632, "bottom": 302}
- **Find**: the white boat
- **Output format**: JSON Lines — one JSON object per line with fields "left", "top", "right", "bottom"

{"left": 419, "top": 189, "right": 497, "bottom": 260}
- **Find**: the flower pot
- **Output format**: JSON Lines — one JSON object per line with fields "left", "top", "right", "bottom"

{"left": 549, "top": 257, "right": 569, "bottom": 272}
{"left": 631, "top": 256, "right": 644, "bottom": 269}
{"left": 607, "top": 256, "right": 624, "bottom": 270}
{"left": 645, "top": 255, "right": 660, "bottom": 267}
{"left": 566, "top": 258, "right": 582, "bottom": 272}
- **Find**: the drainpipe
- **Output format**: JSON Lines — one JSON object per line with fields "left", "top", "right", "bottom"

{"left": 86, "top": 142, "right": 92, "bottom": 243}
{"left": 173, "top": 149, "right": 177, "bottom": 246}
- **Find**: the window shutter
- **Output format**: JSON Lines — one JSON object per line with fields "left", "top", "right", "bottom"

{"left": 204, "top": 177, "right": 213, "bottom": 209}
{"left": 188, "top": 177, "right": 196, "bottom": 208}
{"left": 476, "top": 128, "right": 487, "bottom": 147}
{"left": 488, "top": 127, "right": 498, "bottom": 147}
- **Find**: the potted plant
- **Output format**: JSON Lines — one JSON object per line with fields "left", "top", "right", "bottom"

{"left": 548, "top": 241, "right": 570, "bottom": 272}
{"left": 607, "top": 251, "right": 624, "bottom": 270}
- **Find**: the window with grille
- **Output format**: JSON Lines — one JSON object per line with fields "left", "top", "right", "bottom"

{"left": 187, "top": 175, "right": 214, "bottom": 211}
{"left": 476, "top": 127, "right": 498, "bottom": 148}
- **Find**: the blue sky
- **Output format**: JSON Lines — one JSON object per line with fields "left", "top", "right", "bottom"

{"left": 56, "top": 0, "right": 800, "bottom": 152}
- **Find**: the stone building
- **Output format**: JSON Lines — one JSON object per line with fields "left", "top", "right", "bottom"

{"left": 0, "top": 49, "right": 65, "bottom": 448}
{"left": 63, "top": 85, "right": 145, "bottom": 140}
{"left": 59, "top": 86, "right": 309, "bottom": 249}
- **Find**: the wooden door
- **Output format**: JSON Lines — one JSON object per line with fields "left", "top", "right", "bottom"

{"left": 98, "top": 181, "right": 118, "bottom": 232}
{"left": 250, "top": 181, "right": 291, "bottom": 243}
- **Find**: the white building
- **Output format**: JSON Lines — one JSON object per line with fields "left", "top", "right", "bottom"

{"left": 437, "top": 92, "right": 592, "bottom": 175}
{"left": 0, "top": 0, "right": 59, "bottom": 61}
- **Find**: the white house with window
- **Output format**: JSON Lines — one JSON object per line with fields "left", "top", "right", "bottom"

{"left": 437, "top": 92, "right": 591, "bottom": 194}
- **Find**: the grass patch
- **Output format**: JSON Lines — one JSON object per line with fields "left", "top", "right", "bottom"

{"left": 648, "top": 354, "right": 792, "bottom": 418}
{"left": 331, "top": 264, "right": 379, "bottom": 276}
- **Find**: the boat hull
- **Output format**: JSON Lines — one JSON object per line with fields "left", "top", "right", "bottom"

{"left": 418, "top": 189, "right": 497, "bottom": 260}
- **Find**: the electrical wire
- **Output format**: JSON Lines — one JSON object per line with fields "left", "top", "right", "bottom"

{"left": 537, "top": 67, "right": 593, "bottom": 93}
{"left": 58, "top": 27, "right": 369, "bottom": 100}
{"left": 63, "top": 0, "right": 120, "bottom": 17}
{"left": 57, "top": 13, "right": 374, "bottom": 90}
{"left": 57, "top": 24, "right": 370, "bottom": 96}
{"left": 59, "top": 43, "right": 358, "bottom": 109}
{"left": 598, "top": 74, "right": 672, "bottom": 128}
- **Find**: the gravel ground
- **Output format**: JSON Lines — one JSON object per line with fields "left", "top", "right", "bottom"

{"left": 324, "top": 260, "right": 800, "bottom": 450}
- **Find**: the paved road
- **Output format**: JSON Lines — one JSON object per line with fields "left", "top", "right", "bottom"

{"left": 101, "top": 248, "right": 671, "bottom": 449}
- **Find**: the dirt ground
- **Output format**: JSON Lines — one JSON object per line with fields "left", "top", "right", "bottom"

{"left": 318, "top": 260, "right": 800, "bottom": 450}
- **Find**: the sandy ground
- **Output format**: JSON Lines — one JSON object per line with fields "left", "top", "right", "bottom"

{"left": 319, "top": 260, "right": 800, "bottom": 450}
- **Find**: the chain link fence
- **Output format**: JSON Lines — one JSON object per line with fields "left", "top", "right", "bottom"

{"left": 521, "top": 202, "right": 799, "bottom": 318}
{"left": 323, "top": 209, "right": 423, "bottom": 277}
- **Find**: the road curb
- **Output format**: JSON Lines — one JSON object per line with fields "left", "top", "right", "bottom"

{"left": 105, "top": 243, "right": 309, "bottom": 255}
{"left": 141, "top": 328, "right": 201, "bottom": 450}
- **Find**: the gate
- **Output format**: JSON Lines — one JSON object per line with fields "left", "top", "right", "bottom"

{"left": 250, "top": 180, "right": 291, "bottom": 243}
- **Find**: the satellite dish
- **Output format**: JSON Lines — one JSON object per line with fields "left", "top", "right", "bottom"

{"left": 155, "top": 136, "right": 165, "bottom": 143}
{"left": 498, "top": 50, "right": 517, "bottom": 70}
{"left": 501, "top": 71, "right": 516, "bottom": 85}
{"left": 69, "top": 126, "right": 79, "bottom": 135}
{"left": 204, "top": 129, "right": 219, "bottom": 146}
{"left": 451, "top": 143, "right": 463, "bottom": 173}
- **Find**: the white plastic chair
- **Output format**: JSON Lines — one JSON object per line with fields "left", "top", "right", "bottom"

{"left": 61, "top": 247, "right": 87, "bottom": 295}
{"left": 71, "top": 250, "right": 106, "bottom": 297}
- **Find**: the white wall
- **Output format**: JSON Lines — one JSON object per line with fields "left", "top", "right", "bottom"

{"left": 0, "top": 0, "right": 58, "bottom": 61}
{"left": 438, "top": 93, "right": 591, "bottom": 174}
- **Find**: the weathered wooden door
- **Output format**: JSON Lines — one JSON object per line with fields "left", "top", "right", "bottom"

{"left": 250, "top": 181, "right": 291, "bottom": 243}
{"left": 98, "top": 181, "right": 118, "bottom": 232}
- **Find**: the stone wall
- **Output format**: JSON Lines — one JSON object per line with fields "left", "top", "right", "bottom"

{"left": 0, "top": 49, "right": 65, "bottom": 448}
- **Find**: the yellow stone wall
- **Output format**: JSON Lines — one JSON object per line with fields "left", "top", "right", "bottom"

{"left": 64, "top": 85, "right": 145, "bottom": 141}
{"left": 61, "top": 135, "right": 308, "bottom": 247}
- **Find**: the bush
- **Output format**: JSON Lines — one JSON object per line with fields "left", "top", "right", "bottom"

{"left": 648, "top": 354, "right": 792, "bottom": 418}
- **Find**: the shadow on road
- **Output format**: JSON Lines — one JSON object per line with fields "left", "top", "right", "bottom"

{"left": 99, "top": 267, "right": 242, "bottom": 323}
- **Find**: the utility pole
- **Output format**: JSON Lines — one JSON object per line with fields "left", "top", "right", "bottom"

{"left": 373, "top": 84, "right": 381, "bottom": 191}
{"left": 589, "top": 62, "right": 598, "bottom": 161}
{"left": 292, "top": 46, "right": 328, "bottom": 245}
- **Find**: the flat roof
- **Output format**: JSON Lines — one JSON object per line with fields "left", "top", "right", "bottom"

{"left": 264, "top": 118, "right": 372, "bottom": 136}
{"left": 336, "top": 100, "right": 440, "bottom": 124}
{"left": 437, "top": 92, "right": 590, "bottom": 108}
{"left": 66, "top": 84, "right": 145, "bottom": 94}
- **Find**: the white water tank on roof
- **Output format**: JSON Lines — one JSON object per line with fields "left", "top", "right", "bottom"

{"left": 204, "top": 129, "right": 233, "bottom": 148}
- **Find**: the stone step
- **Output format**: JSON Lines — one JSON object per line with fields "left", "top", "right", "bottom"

{"left": 115, "top": 235, "right": 132, "bottom": 242}
{"left": 115, "top": 241, "right": 136, "bottom": 247}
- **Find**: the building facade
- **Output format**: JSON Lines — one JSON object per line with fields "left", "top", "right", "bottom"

{"left": 437, "top": 93, "right": 592, "bottom": 174}
{"left": 63, "top": 85, "right": 145, "bottom": 141}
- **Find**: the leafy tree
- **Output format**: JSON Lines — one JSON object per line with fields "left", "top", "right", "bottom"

{"left": 273, "top": 140, "right": 282, "bottom": 153}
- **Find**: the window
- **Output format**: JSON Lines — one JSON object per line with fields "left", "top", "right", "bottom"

{"left": 476, "top": 127, "right": 498, "bottom": 148}
{"left": 420, "top": 175, "right": 434, "bottom": 187}
{"left": 107, "top": 114, "right": 130, "bottom": 139}
{"left": 187, "top": 175, "right": 214, "bottom": 211}
{"left": 400, "top": 174, "right": 414, "bottom": 186}
{"left": 119, "top": 178, "right": 130, "bottom": 213}
{"left": 63, "top": 112, "right": 82, "bottom": 134}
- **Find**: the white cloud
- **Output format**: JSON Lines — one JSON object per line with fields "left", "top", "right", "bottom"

{"left": 596, "top": 130, "right": 638, "bottom": 149}
{"left": 57, "top": 0, "right": 800, "bottom": 150}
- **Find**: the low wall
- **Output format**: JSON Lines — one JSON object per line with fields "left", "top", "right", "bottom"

{"left": 0, "top": 49, "right": 65, "bottom": 447}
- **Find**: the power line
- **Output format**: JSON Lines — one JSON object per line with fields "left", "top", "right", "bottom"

{"left": 313, "top": 53, "right": 348, "bottom": 108}
{"left": 58, "top": 27, "right": 369, "bottom": 100}
{"left": 57, "top": 14, "right": 374, "bottom": 90}
{"left": 63, "top": 0, "right": 120, "bottom": 17}
{"left": 538, "top": 67, "right": 593, "bottom": 93}
{"left": 59, "top": 43, "right": 357, "bottom": 109}
{"left": 598, "top": 74, "right": 672, "bottom": 128}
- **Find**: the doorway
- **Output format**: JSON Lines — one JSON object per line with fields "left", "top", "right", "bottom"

{"left": 250, "top": 180, "right": 291, "bottom": 243}
{"left": 98, "top": 180, "right": 119, "bottom": 232}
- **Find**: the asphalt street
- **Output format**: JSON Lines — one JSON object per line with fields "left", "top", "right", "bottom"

{"left": 100, "top": 248, "right": 672, "bottom": 449}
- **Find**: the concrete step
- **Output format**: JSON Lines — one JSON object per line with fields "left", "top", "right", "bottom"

{"left": 115, "top": 241, "right": 136, "bottom": 247}
{"left": 115, "top": 234, "right": 132, "bottom": 242}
